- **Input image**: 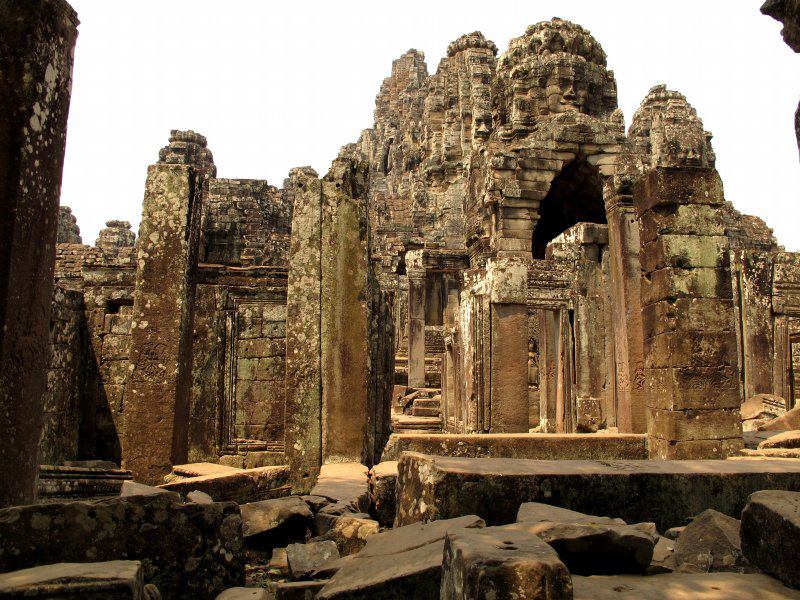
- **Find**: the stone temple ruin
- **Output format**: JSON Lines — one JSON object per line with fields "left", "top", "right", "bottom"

{"left": 3, "top": 1, "right": 800, "bottom": 598}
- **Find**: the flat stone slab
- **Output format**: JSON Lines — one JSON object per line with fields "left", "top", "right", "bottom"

{"left": 311, "top": 463, "right": 370, "bottom": 507}
{"left": 441, "top": 524, "right": 572, "bottom": 599}
{"left": 741, "top": 490, "right": 800, "bottom": 588}
{"left": 396, "top": 453, "right": 800, "bottom": 531}
{"left": 159, "top": 465, "right": 290, "bottom": 502}
{"left": 0, "top": 494, "right": 244, "bottom": 599}
{"left": 170, "top": 462, "right": 242, "bottom": 479}
{"left": 287, "top": 541, "right": 339, "bottom": 580}
{"left": 572, "top": 573, "right": 800, "bottom": 599}
{"left": 216, "top": 588, "right": 270, "bottom": 600}
{"left": 316, "top": 515, "right": 485, "bottom": 599}
{"left": 0, "top": 561, "right": 147, "bottom": 599}
{"left": 382, "top": 433, "right": 648, "bottom": 461}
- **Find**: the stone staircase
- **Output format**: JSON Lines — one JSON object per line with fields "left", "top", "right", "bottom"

{"left": 391, "top": 387, "right": 443, "bottom": 433}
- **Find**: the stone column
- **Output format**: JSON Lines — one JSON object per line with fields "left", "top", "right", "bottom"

{"left": 635, "top": 167, "right": 743, "bottom": 459}
{"left": 406, "top": 250, "right": 426, "bottom": 389}
{"left": 0, "top": 0, "right": 78, "bottom": 507}
{"left": 122, "top": 132, "right": 213, "bottom": 484}
{"left": 321, "top": 160, "right": 371, "bottom": 464}
{"left": 606, "top": 189, "right": 647, "bottom": 433}
{"left": 284, "top": 167, "right": 322, "bottom": 493}
{"left": 487, "top": 258, "right": 530, "bottom": 432}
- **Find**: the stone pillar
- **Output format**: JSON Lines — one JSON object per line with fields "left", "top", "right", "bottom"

{"left": 0, "top": 0, "right": 78, "bottom": 507}
{"left": 539, "top": 310, "right": 559, "bottom": 433}
{"left": 635, "top": 167, "right": 743, "bottom": 459}
{"left": 321, "top": 160, "right": 371, "bottom": 464}
{"left": 285, "top": 168, "right": 323, "bottom": 493}
{"left": 406, "top": 250, "right": 426, "bottom": 389}
{"left": 122, "top": 132, "right": 214, "bottom": 485}
{"left": 487, "top": 258, "right": 529, "bottom": 432}
{"left": 606, "top": 189, "right": 647, "bottom": 433}
{"left": 285, "top": 160, "right": 373, "bottom": 491}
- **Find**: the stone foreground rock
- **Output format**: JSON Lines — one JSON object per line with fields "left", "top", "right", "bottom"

{"left": 741, "top": 490, "right": 800, "bottom": 588}
{"left": 572, "top": 573, "right": 800, "bottom": 599}
{"left": 441, "top": 524, "right": 573, "bottom": 600}
{"left": 369, "top": 461, "right": 397, "bottom": 527}
{"left": 673, "top": 509, "right": 750, "bottom": 573}
{"left": 240, "top": 496, "right": 313, "bottom": 551}
{"left": 317, "top": 515, "right": 485, "bottom": 599}
{"left": 396, "top": 453, "right": 800, "bottom": 531}
{"left": 0, "top": 494, "right": 244, "bottom": 599}
{"left": 0, "top": 561, "right": 152, "bottom": 599}
{"left": 287, "top": 540, "right": 339, "bottom": 580}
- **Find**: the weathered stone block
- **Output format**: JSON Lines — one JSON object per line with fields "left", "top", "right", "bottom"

{"left": 380, "top": 433, "right": 648, "bottom": 462}
{"left": 646, "top": 367, "right": 741, "bottom": 411}
{"left": 0, "top": 561, "right": 150, "bottom": 599}
{"left": 440, "top": 524, "right": 573, "bottom": 599}
{"left": 741, "top": 490, "right": 800, "bottom": 589}
{"left": 158, "top": 466, "right": 289, "bottom": 502}
{"left": 641, "top": 267, "right": 733, "bottom": 306}
{"left": 0, "top": 494, "right": 244, "bottom": 599}
{"left": 287, "top": 540, "right": 339, "bottom": 580}
{"left": 643, "top": 331, "right": 739, "bottom": 369}
{"left": 639, "top": 204, "right": 727, "bottom": 243}
{"left": 646, "top": 408, "right": 743, "bottom": 442}
{"left": 240, "top": 496, "right": 313, "bottom": 551}
{"left": 642, "top": 298, "right": 735, "bottom": 337}
{"left": 633, "top": 168, "right": 725, "bottom": 214}
{"left": 673, "top": 509, "right": 750, "bottom": 573}
{"left": 396, "top": 453, "right": 800, "bottom": 532}
{"left": 641, "top": 235, "right": 730, "bottom": 272}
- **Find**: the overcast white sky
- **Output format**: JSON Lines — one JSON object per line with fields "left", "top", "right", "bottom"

{"left": 62, "top": 1, "right": 800, "bottom": 249}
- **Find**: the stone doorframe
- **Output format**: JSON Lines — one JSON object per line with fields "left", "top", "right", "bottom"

{"left": 772, "top": 253, "right": 800, "bottom": 405}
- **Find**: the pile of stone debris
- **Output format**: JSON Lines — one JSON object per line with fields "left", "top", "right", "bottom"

{"left": 1, "top": 455, "right": 800, "bottom": 599}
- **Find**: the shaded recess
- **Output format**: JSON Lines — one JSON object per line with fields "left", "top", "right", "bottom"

{"left": 532, "top": 160, "right": 606, "bottom": 258}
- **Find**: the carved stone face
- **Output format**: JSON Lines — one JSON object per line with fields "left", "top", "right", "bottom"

{"left": 473, "top": 114, "right": 492, "bottom": 139}
{"left": 545, "top": 64, "right": 589, "bottom": 115}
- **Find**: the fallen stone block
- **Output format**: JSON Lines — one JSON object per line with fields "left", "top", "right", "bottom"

{"left": 525, "top": 521, "right": 656, "bottom": 575}
{"left": 0, "top": 561, "right": 154, "bottom": 599}
{"left": 741, "top": 490, "right": 800, "bottom": 588}
{"left": 440, "top": 524, "right": 573, "bottom": 599}
{"left": 396, "top": 453, "right": 800, "bottom": 531}
{"left": 664, "top": 526, "right": 685, "bottom": 540}
{"left": 310, "top": 463, "right": 370, "bottom": 513}
{"left": 381, "top": 432, "right": 648, "bottom": 461}
{"left": 369, "top": 461, "right": 397, "bottom": 527}
{"left": 301, "top": 494, "right": 330, "bottom": 513}
{"left": 517, "top": 502, "right": 626, "bottom": 526}
{"left": 316, "top": 514, "right": 379, "bottom": 556}
{"left": 316, "top": 515, "right": 485, "bottom": 599}
{"left": 216, "top": 588, "right": 270, "bottom": 600}
{"left": 268, "top": 548, "right": 289, "bottom": 577}
{"left": 187, "top": 490, "right": 214, "bottom": 504}
{"left": 572, "top": 573, "right": 800, "bottom": 599}
{"left": 759, "top": 404, "right": 800, "bottom": 430}
{"left": 240, "top": 496, "right": 313, "bottom": 551}
{"left": 0, "top": 494, "right": 244, "bottom": 600}
{"left": 647, "top": 536, "right": 676, "bottom": 574}
{"left": 164, "top": 462, "right": 241, "bottom": 483}
{"left": 287, "top": 540, "right": 339, "bottom": 580}
{"left": 159, "top": 465, "right": 290, "bottom": 502}
{"left": 673, "top": 509, "right": 751, "bottom": 573}
{"left": 758, "top": 430, "right": 800, "bottom": 449}
{"left": 275, "top": 580, "right": 327, "bottom": 599}
{"left": 120, "top": 480, "right": 180, "bottom": 502}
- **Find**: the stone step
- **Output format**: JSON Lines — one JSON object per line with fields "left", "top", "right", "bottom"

{"left": 395, "top": 454, "right": 800, "bottom": 532}
{"left": 413, "top": 398, "right": 441, "bottom": 409}
{"left": 412, "top": 407, "right": 441, "bottom": 418}
{"left": 392, "top": 415, "right": 442, "bottom": 432}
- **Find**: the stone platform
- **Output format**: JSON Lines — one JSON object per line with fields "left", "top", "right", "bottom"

{"left": 396, "top": 453, "right": 800, "bottom": 531}
{"left": 381, "top": 433, "right": 648, "bottom": 462}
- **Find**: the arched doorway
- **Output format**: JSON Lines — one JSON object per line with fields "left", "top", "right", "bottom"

{"left": 531, "top": 160, "right": 606, "bottom": 259}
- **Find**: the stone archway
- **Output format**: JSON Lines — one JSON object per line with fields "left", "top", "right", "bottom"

{"left": 531, "top": 159, "right": 607, "bottom": 259}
